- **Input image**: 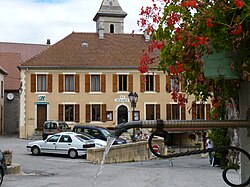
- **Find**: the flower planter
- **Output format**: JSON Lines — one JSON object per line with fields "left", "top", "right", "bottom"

{"left": 3, "top": 153, "right": 12, "bottom": 166}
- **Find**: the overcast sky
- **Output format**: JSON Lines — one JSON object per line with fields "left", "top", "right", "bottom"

{"left": 0, "top": 0, "right": 153, "bottom": 45}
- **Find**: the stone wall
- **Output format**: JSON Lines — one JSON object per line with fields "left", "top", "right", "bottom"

{"left": 87, "top": 139, "right": 164, "bottom": 164}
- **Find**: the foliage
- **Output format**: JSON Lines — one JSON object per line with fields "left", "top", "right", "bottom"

{"left": 137, "top": 0, "right": 250, "bottom": 107}
{"left": 3, "top": 149, "right": 12, "bottom": 154}
{"left": 208, "top": 128, "right": 230, "bottom": 167}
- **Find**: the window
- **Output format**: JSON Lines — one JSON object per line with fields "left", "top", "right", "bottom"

{"left": 145, "top": 75, "right": 154, "bottom": 91}
{"left": 86, "top": 104, "right": 106, "bottom": 122}
{"left": 192, "top": 103, "right": 211, "bottom": 120}
{"left": 58, "top": 104, "right": 80, "bottom": 122}
{"left": 47, "top": 135, "right": 60, "bottom": 142}
{"left": 91, "top": 75, "right": 100, "bottom": 92}
{"left": 166, "top": 104, "right": 180, "bottom": 120}
{"left": 171, "top": 104, "right": 180, "bottom": 119}
{"left": 65, "top": 75, "right": 74, "bottom": 92}
{"left": 146, "top": 104, "right": 160, "bottom": 120}
{"left": 65, "top": 105, "right": 74, "bottom": 121}
{"left": 37, "top": 75, "right": 47, "bottom": 92}
{"left": 118, "top": 75, "right": 127, "bottom": 91}
{"left": 110, "top": 24, "right": 114, "bottom": 33}
{"left": 171, "top": 76, "right": 179, "bottom": 92}
{"left": 59, "top": 135, "right": 72, "bottom": 143}
{"left": 92, "top": 104, "right": 101, "bottom": 121}
{"left": 31, "top": 74, "right": 52, "bottom": 93}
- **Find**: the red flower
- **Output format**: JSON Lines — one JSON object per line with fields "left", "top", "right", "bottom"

{"left": 138, "top": 63, "right": 148, "bottom": 74}
{"left": 230, "top": 24, "right": 243, "bottom": 35}
{"left": 234, "top": 0, "right": 244, "bottom": 8}
{"left": 206, "top": 18, "right": 213, "bottom": 27}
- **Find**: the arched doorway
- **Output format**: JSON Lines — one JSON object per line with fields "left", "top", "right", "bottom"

{"left": 117, "top": 105, "right": 128, "bottom": 125}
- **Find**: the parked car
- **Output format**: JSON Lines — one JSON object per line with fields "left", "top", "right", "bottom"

{"left": 72, "top": 125, "right": 126, "bottom": 145}
{"left": 0, "top": 150, "right": 6, "bottom": 186}
{"left": 27, "top": 132, "right": 95, "bottom": 158}
{"left": 78, "top": 133, "right": 107, "bottom": 147}
{"left": 42, "top": 121, "right": 71, "bottom": 140}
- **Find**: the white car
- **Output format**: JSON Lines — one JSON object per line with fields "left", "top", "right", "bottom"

{"left": 79, "top": 133, "right": 107, "bottom": 147}
{"left": 26, "top": 132, "right": 95, "bottom": 158}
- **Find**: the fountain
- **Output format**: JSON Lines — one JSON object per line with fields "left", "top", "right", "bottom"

{"left": 111, "top": 119, "right": 250, "bottom": 187}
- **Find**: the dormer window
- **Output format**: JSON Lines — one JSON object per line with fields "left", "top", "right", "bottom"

{"left": 110, "top": 24, "right": 114, "bottom": 33}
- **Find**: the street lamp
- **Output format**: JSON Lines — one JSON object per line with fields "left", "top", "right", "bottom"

{"left": 128, "top": 92, "right": 138, "bottom": 141}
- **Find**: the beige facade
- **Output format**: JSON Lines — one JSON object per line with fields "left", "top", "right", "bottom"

{"left": 19, "top": 68, "right": 210, "bottom": 139}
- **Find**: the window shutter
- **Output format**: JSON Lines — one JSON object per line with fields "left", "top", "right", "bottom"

{"left": 101, "top": 104, "right": 107, "bottom": 122}
{"left": 101, "top": 74, "right": 106, "bottom": 93}
{"left": 75, "top": 104, "right": 80, "bottom": 122}
{"left": 48, "top": 74, "right": 52, "bottom": 92}
{"left": 181, "top": 105, "right": 186, "bottom": 120}
{"left": 113, "top": 74, "right": 117, "bottom": 92}
{"left": 166, "top": 75, "right": 171, "bottom": 93}
{"left": 58, "top": 104, "right": 63, "bottom": 121}
{"left": 206, "top": 104, "right": 211, "bottom": 120}
{"left": 155, "top": 75, "right": 160, "bottom": 92}
{"left": 31, "top": 74, "right": 36, "bottom": 92}
{"left": 140, "top": 75, "right": 145, "bottom": 92}
{"left": 75, "top": 74, "right": 80, "bottom": 93}
{"left": 128, "top": 74, "right": 133, "bottom": 92}
{"left": 85, "top": 74, "right": 90, "bottom": 93}
{"left": 59, "top": 74, "right": 64, "bottom": 92}
{"left": 156, "top": 104, "right": 160, "bottom": 119}
{"left": 192, "top": 104, "right": 197, "bottom": 120}
{"left": 166, "top": 104, "right": 171, "bottom": 120}
{"left": 86, "top": 104, "right": 90, "bottom": 122}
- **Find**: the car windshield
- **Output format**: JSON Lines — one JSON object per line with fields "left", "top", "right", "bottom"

{"left": 100, "top": 128, "right": 110, "bottom": 138}
{"left": 76, "top": 134, "right": 91, "bottom": 142}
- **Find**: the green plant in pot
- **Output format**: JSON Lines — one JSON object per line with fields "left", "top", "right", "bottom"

{"left": 3, "top": 150, "right": 13, "bottom": 166}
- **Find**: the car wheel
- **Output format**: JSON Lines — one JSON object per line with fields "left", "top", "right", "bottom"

{"left": 0, "top": 169, "right": 3, "bottom": 186}
{"left": 31, "top": 146, "right": 40, "bottom": 156}
{"left": 68, "top": 149, "right": 78, "bottom": 159}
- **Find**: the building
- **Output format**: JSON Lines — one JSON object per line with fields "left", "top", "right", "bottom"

{"left": 18, "top": 0, "right": 210, "bottom": 148}
{"left": 0, "top": 65, "right": 8, "bottom": 133}
{"left": 0, "top": 42, "right": 49, "bottom": 134}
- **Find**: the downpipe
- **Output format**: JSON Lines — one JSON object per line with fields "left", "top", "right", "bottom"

{"left": 113, "top": 119, "right": 250, "bottom": 187}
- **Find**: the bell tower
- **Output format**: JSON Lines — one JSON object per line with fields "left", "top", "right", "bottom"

{"left": 93, "top": 0, "right": 127, "bottom": 38}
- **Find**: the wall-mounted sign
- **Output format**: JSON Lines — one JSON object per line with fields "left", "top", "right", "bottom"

{"left": 38, "top": 95, "right": 46, "bottom": 101}
{"left": 114, "top": 95, "right": 129, "bottom": 103}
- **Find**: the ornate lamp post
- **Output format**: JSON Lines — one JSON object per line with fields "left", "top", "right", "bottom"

{"left": 128, "top": 92, "right": 138, "bottom": 141}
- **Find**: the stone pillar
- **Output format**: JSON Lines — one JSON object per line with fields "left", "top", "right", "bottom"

{"left": 239, "top": 81, "right": 250, "bottom": 186}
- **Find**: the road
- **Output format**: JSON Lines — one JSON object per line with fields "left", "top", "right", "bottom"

{"left": 0, "top": 134, "right": 240, "bottom": 187}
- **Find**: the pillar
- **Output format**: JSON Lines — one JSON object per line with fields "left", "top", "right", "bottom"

{"left": 239, "top": 81, "right": 250, "bottom": 186}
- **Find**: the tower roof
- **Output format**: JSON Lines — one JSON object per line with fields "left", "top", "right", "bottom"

{"left": 93, "top": 0, "right": 127, "bottom": 21}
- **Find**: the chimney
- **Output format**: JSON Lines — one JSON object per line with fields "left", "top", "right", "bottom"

{"left": 143, "top": 30, "right": 150, "bottom": 42}
{"left": 46, "top": 39, "right": 51, "bottom": 45}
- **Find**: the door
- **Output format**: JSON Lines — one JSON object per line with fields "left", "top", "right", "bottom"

{"left": 117, "top": 105, "right": 128, "bottom": 124}
{"left": 37, "top": 104, "right": 47, "bottom": 131}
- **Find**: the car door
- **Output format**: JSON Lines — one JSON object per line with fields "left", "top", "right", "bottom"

{"left": 40, "top": 134, "right": 60, "bottom": 154}
{"left": 56, "top": 135, "right": 73, "bottom": 154}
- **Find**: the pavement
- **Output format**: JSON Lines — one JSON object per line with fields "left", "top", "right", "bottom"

{"left": 0, "top": 134, "right": 242, "bottom": 187}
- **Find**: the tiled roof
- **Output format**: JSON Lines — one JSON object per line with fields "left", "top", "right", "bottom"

{"left": 0, "top": 42, "right": 49, "bottom": 63}
{"left": 20, "top": 32, "right": 155, "bottom": 69}
{"left": 0, "top": 53, "right": 21, "bottom": 90}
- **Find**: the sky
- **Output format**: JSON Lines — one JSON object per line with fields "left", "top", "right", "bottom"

{"left": 0, "top": 0, "right": 153, "bottom": 45}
